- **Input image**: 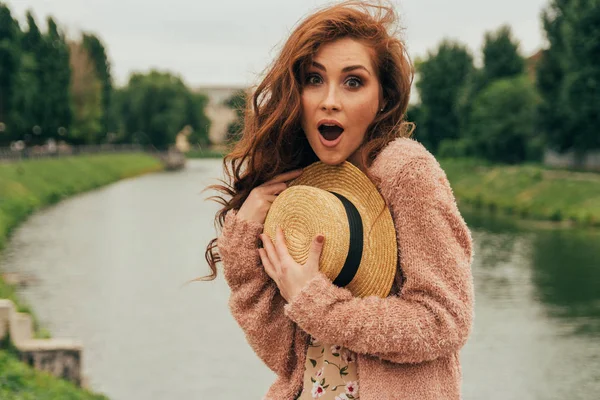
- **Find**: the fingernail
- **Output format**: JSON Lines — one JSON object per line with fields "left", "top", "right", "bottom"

{"left": 316, "top": 235, "right": 324, "bottom": 244}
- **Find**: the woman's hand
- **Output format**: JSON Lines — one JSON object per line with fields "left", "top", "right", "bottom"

{"left": 236, "top": 168, "right": 304, "bottom": 225}
{"left": 259, "top": 226, "right": 325, "bottom": 303}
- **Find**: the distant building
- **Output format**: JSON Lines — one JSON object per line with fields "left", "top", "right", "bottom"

{"left": 194, "top": 85, "right": 247, "bottom": 146}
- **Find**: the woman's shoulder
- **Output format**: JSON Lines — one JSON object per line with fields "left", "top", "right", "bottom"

{"left": 372, "top": 137, "right": 455, "bottom": 203}
{"left": 372, "top": 137, "right": 442, "bottom": 182}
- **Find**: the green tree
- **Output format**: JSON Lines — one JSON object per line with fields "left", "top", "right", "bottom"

{"left": 18, "top": 11, "right": 44, "bottom": 143}
{"left": 537, "top": 0, "right": 600, "bottom": 154}
{"left": 481, "top": 25, "right": 525, "bottom": 84}
{"left": 43, "top": 17, "right": 72, "bottom": 142}
{"left": 82, "top": 33, "right": 113, "bottom": 136}
{"left": 414, "top": 40, "right": 474, "bottom": 153}
{"left": 451, "top": 24, "right": 530, "bottom": 162}
{"left": 457, "top": 25, "right": 525, "bottom": 143}
{"left": 0, "top": 3, "right": 21, "bottom": 143}
{"left": 186, "top": 91, "right": 211, "bottom": 146}
{"left": 463, "top": 76, "right": 541, "bottom": 163}
{"left": 13, "top": 12, "right": 72, "bottom": 144}
{"left": 68, "top": 40, "right": 103, "bottom": 144}
{"left": 116, "top": 71, "right": 210, "bottom": 150}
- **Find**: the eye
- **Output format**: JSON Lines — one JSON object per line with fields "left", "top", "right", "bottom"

{"left": 345, "top": 77, "right": 362, "bottom": 88}
{"left": 305, "top": 74, "right": 322, "bottom": 85}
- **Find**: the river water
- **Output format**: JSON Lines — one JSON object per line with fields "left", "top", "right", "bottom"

{"left": 1, "top": 159, "right": 599, "bottom": 399}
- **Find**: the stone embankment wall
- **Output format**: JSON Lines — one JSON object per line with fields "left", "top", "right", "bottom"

{"left": 0, "top": 299, "right": 83, "bottom": 386}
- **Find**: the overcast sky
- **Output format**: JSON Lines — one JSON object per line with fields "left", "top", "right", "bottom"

{"left": 6, "top": 0, "right": 550, "bottom": 88}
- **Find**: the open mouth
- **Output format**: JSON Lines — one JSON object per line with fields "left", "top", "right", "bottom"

{"left": 318, "top": 122, "right": 345, "bottom": 141}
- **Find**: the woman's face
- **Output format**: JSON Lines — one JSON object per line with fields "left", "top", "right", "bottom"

{"left": 300, "top": 37, "right": 384, "bottom": 168}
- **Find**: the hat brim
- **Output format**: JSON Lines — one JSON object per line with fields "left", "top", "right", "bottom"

{"left": 264, "top": 161, "right": 397, "bottom": 298}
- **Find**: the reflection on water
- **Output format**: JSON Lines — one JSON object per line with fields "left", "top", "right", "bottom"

{"left": 531, "top": 228, "right": 600, "bottom": 336}
{"left": 465, "top": 208, "right": 600, "bottom": 336}
{"left": 461, "top": 208, "right": 600, "bottom": 400}
{"left": 0, "top": 161, "right": 599, "bottom": 399}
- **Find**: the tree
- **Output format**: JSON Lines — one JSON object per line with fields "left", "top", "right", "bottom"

{"left": 116, "top": 70, "right": 210, "bottom": 150}
{"left": 537, "top": 0, "right": 600, "bottom": 154}
{"left": 481, "top": 25, "right": 525, "bottom": 85}
{"left": 18, "top": 11, "right": 45, "bottom": 143}
{"left": 414, "top": 40, "right": 474, "bottom": 153}
{"left": 0, "top": 3, "right": 21, "bottom": 143}
{"left": 68, "top": 40, "right": 103, "bottom": 144}
{"left": 185, "top": 91, "right": 211, "bottom": 146}
{"left": 457, "top": 25, "right": 525, "bottom": 142}
{"left": 43, "top": 17, "right": 72, "bottom": 142}
{"left": 82, "top": 33, "right": 113, "bottom": 135}
{"left": 11, "top": 12, "right": 72, "bottom": 145}
{"left": 464, "top": 76, "right": 541, "bottom": 163}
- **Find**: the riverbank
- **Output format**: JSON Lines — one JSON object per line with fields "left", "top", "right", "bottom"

{"left": 0, "top": 153, "right": 163, "bottom": 399}
{"left": 439, "top": 158, "right": 600, "bottom": 228}
{"left": 188, "top": 149, "right": 600, "bottom": 227}
{"left": 189, "top": 148, "right": 600, "bottom": 228}
{"left": 0, "top": 350, "right": 108, "bottom": 400}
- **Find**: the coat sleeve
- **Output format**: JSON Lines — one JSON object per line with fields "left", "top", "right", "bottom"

{"left": 283, "top": 155, "right": 475, "bottom": 364}
{"left": 217, "top": 209, "right": 304, "bottom": 377}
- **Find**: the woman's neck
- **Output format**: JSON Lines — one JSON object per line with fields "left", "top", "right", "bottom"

{"left": 348, "top": 146, "right": 369, "bottom": 174}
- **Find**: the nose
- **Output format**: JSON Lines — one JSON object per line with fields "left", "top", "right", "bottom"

{"left": 319, "top": 84, "right": 342, "bottom": 112}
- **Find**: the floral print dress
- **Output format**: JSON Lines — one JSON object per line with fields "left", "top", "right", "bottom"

{"left": 295, "top": 335, "right": 359, "bottom": 399}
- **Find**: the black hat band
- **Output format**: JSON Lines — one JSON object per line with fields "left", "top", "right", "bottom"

{"left": 329, "top": 192, "right": 363, "bottom": 288}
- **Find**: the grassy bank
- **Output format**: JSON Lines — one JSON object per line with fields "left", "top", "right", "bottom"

{"left": 0, "top": 350, "right": 108, "bottom": 400}
{"left": 440, "top": 158, "right": 600, "bottom": 227}
{"left": 186, "top": 150, "right": 600, "bottom": 227}
{"left": 0, "top": 153, "right": 162, "bottom": 399}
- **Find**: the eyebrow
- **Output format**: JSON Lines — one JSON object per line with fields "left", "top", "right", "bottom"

{"left": 311, "top": 61, "right": 371, "bottom": 76}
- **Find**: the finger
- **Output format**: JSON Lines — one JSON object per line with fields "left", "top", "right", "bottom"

{"left": 264, "top": 169, "right": 303, "bottom": 185}
{"left": 259, "top": 182, "right": 287, "bottom": 195}
{"left": 260, "top": 233, "right": 282, "bottom": 273}
{"left": 264, "top": 194, "right": 277, "bottom": 204}
{"left": 306, "top": 234, "right": 325, "bottom": 269}
{"left": 274, "top": 226, "right": 295, "bottom": 265}
{"left": 258, "top": 248, "right": 276, "bottom": 280}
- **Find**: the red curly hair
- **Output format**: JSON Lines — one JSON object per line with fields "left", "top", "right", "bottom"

{"left": 199, "top": 0, "right": 414, "bottom": 281}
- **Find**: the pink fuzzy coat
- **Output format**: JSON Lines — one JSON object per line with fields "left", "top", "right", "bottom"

{"left": 216, "top": 137, "right": 475, "bottom": 400}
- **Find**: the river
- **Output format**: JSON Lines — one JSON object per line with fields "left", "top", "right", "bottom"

{"left": 1, "top": 159, "right": 599, "bottom": 399}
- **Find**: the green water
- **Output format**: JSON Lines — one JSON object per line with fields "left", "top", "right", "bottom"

{"left": 460, "top": 208, "right": 600, "bottom": 399}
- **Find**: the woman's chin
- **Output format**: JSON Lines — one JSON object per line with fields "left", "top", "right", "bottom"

{"left": 315, "top": 152, "right": 348, "bottom": 166}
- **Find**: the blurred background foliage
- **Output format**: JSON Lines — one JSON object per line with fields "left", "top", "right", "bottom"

{"left": 0, "top": 3, "right": 210, "bottom": 150}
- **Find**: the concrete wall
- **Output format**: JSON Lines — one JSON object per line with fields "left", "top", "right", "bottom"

{"left": 0, "top": 299, "right": 84, "bottom": 387}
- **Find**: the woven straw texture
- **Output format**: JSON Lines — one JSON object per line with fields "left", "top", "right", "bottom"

{"left": 263, "top": 161, "right": 397, "bottom": 298}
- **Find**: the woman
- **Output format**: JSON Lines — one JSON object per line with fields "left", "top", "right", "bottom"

{"left": 202, "top": 1, "right": 474, "bottom": 399}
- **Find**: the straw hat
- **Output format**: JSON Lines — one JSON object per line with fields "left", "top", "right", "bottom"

{"left": 263, "top": 161, "right": 398, "bottom": 298}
